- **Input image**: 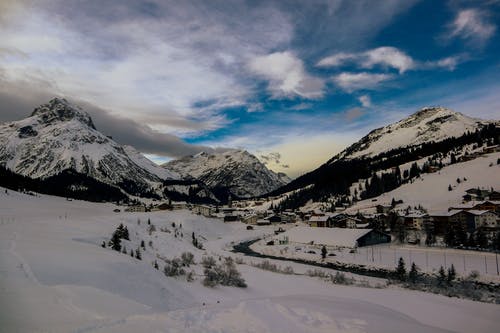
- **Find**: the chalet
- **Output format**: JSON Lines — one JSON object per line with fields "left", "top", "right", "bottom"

{"left": 268, "top": 215, "right": 282, "bottom": 223}
{"left": 308, "top": 215, "right": 332, "bottom": 227}
{"left": 449, "top": 202, "right": 476, "bottom": 211}
{"left": 156, "top": 202, "right": 173, "bottom": 210}
{"left": 223, "top": 214, "right": 239, "bottom": 222}
{"left": 283, "top": 227, "right": 391, "bottom": 248}
{"left": 464, "top": 210, "right": 498, "bottom": 230}
{"left": 334, "top": 216, "right": 362, "bottom": 229}
{"left": 125, "top": 205, "right": 146, "bottom": 212}
{"left": 472, "top": 201, "right": 500, "bottom": 214}
{"left": 257, "top": 218, "right": 271, "bottom": 225}
{"left": 429, "top": 210, "right": 462, "bottom": 235}
{"left": 241, "top": 214, "right": 258, "bottom": 225}
{"left": 464, "top": 188, "right": 493, "bottom": 201}
{"left": 192, "top": 205, "right": 213, "bottom": 217}
{"left": 403, "top": 213, "right": 428, "bottom": 230}
{"left": 172, "top": 202, "right": 188, "bottom": 210}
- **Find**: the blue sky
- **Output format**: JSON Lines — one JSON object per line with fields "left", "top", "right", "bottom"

{"left": 0, "top": 0, "right": 499, "bottom": 177}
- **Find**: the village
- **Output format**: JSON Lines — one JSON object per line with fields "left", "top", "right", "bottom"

{"left": 122, "top": 187, "right": 500, "bottom": 257}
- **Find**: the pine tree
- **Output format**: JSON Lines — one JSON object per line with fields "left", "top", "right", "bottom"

{"left": 437, "top": 266, "right": 446, "bottom": 286}
{"left": 141, "top": 240, "right": 145, "bottom": 249}
{"left": 130, "top": 249, "right": 134, "bottom": 257}
{"left": 396, "top": 257, "right": 406, "bottom": 281}
{"left": 447, "top": 264, "right": 456, "bottom": 285}
{"left": 110, "top": 230, "right": 121, "bottom": 252}
{"left": 122, "top": 245, "right": 127, "bottom": 254}
{"left": 148, "top": 218, "right": 151, "bottom": 225}
{"left": 321, "top": 246, "right": 327, "bottom": 259}
{"left": 101, "top": 241, "right": 106, "bottom": 248}
{"left": 408, "top": 263, "right": 419, "bottom": 284}
{"left": 154, "top": 260, "right": 159, "bottom": 270}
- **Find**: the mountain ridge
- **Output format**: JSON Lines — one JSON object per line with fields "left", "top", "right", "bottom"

{"left": 163, "top": 149, "right": 291, "bottom": 198}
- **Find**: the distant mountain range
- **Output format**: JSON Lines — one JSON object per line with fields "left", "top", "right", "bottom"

{"left": 0, "top": 98, "right": 290, "bottom": 202}
{"left": 163, "top": 150, "right": 291, "bottom": 198}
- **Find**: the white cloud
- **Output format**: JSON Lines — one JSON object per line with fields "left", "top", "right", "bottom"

{"left": 317, "top": 47, "right": 414, "bottom": 73}
{"left": 448, "top": 9, "right": 496, "bottom": 46}
{"left": 317, "top": 46, "right": 465, "bottom": 73}
{"left": 332, "top": 72, "right": 393, "bottom": 92}
{"left": 362, "top": 47, "right": 415, "bottom": 73}
{"left": 358, "top": 95, "right": 371, "bottom": 107}
{"left": 423, "top": 55, "right": 466, "bottom": 71}
{"left": 316, "top": 52, "right": 355, "bottom": 67}
{"left": 248, "top": 51, "right": 325, "bottom": 99}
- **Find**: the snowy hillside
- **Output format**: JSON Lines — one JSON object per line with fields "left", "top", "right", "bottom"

{"left": 338, "top": 107, "right": 488, "bottom": 160}
{"left": 163, "top": 150, "right": 291, "bottom": 198}
{"left": 0, "top": 98, "right": 178, "bottom": 195}
{"left": 347, "top": 152, "right": 500, "bottom": 213}
{"left": 1, "top": 187, "right": 499, "bottom": 333}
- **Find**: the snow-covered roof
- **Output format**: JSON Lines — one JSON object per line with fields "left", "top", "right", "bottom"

{"left": 430, "top": 209, "right": 462, "bottom": 217}
{"left": 283, "top": 227, "right": 373, "bottom": 248}
{"left": 466, "top": 210, "right": 496, "bottom": 216}
{"left": 404, "top": 213, "right": 428, "bottom": 218}
{"left": 309, "top": 215, "right": 330, "bottom": 222}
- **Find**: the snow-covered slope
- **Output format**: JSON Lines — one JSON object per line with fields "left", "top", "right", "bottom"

{"left": 347, "top": 152, "right": 500, "bottom": 213}
{"left": 339, "top": 107, "right": 488, "bottom": 160}
{"left": 163, "top": 150, "right": 291, "bottom": 198}
{"left": 0, "top": 98, "right": 178, "bottom": 191}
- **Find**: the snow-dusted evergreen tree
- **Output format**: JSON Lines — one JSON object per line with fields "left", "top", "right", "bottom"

{"left": 447, "top": 264, "right": 456, "bottom": 285}
{"left": 110, "top": 230, "right": 121, "bottom": 252}
{"left": 396, "top": 257, "right": 406, "bottom": 281}
{"left": 409, "top": 263, "right": 419, "bottom": 284}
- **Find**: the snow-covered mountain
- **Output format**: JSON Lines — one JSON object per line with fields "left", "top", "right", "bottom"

{"left": 338, "top": 107, "right": 488, "bottom": 160}
{"left": 163, "top": 150, "right": 291, "bottom": 198}
{"left": 0, "top": 98, "right": 178, "bottom": 195}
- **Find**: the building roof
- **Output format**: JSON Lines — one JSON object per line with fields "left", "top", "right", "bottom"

{"left": 466, "top": 210, "right": 496, "bottom": 216}
{"left": 309, "top": 215, "right": 330, "bottom": 222}
{"left": 404, "top": 213, "right": 428, "bottom": 218}
{"left": 283, "top": 226, "right": 373, "bottom": 248}
{"left": 430, "top": 209, "right": 463, "bottom": 217}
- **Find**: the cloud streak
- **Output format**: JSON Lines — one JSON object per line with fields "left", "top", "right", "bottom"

{"left": 447, "top": 8, "right": 496, "bottom": 47}
{"left": 317, "top": 46, "right": 465, "bottom": 73}
{"left": 332, "top": 72, "right": 393, "bottom": 92}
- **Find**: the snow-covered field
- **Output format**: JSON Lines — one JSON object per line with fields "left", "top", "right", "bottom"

{"left": 252, "top": 238, "right": 500, "bottom": 281}
{"left": 1, "top": 188, "right": 499, "bottom": 333}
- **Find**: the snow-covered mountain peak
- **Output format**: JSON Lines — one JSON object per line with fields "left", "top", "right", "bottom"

{"left": 163, "top": 149, "right": 291, "bottom": 198}
{"left": 0, "top": 99, "right": 180, "bottom": 195}
{"left": 339, "top": 106, "right": 486, "bottom": 160}
{"left": 31, "top": 98, "right": 96, "bottom": 129}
